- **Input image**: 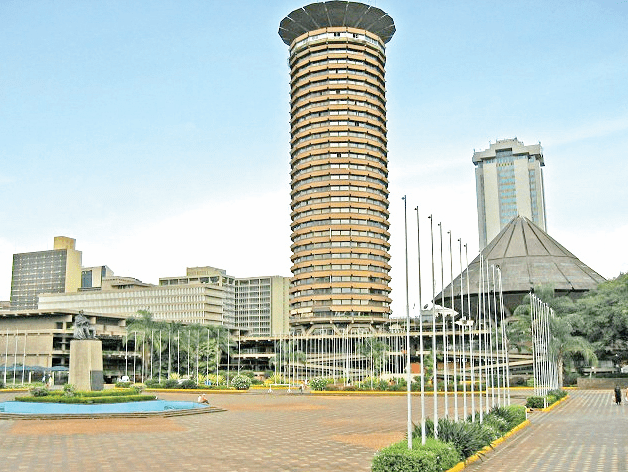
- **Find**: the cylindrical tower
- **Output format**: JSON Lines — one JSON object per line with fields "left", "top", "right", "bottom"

{"left": 279, "top": 1, "right": 395, "bottom": 332}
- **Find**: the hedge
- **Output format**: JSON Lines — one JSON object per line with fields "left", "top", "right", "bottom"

{"left": 15, "top": 394, "right": 156, "bottom": 404}
{"left": 372, "top": 437, "right": 460, "bottom": 472}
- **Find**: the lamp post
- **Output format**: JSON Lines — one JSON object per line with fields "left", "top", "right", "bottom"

{"left": 428, "top": 215, "right": 438, "bottom": 438}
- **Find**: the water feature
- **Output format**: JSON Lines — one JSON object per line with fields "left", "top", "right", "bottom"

{"left": 0, "top": 400, "right": 215, "bottom": 417}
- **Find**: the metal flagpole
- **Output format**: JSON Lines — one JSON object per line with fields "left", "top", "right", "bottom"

{"left": 415, "top": 206, "right": 426, "bottom": 445}
{"left": 491, "top": 266, "right": 501, "bottom": 406}
{"left": 402, "top": 196, "right": 412, "bottom": 449}
{"left": 497, "top": 268, "right": 511, "bottom": 404}
{"left": 465, "top": 244, "right": 476, "bottom": 421}
{"left": 438, "top": 222, "right": 448, "bottom": 417}
{"left": 477, "top": 257, "right": 484, "bottom": 422}
{"left": 428, "top": 215, "right": 438, "bottom": 438}
{"left": 457, "top": 238, "right": 467, "bottom": 419}
{"left": 448, "top": 230, "right": 458, "bottom": 421}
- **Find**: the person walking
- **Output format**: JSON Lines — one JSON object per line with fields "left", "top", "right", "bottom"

{"left": 614, "top": 386, "right": 622, "bottom": 405}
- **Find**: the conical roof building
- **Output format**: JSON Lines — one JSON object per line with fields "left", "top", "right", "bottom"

{"left": 437, "top": 216, "right": 605, "bottom": 315}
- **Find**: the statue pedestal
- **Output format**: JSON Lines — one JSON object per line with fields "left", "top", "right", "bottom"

{"left": 69, "top": 339, "right": 104, "bottom": 391}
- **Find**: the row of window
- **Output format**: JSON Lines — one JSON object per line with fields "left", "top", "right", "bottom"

{"left": 293, "top": 240, "right": 388, "bottom": 254}
{"left": 292, "top": 228, "right": 389, "bottom": 243}
{"left": 292, "top": 129, "right": 386, "bottom": 151}
{"left": 293, "top": 194, "right": 387, "bottom": 211}
{"left": 292, "top": 161, "right": 386, "bottom": 180}
{"left": 293, "top": 107, "right": 384, "bottom": 129}
{"left": 292, "top": 72, "right": 385, "bottom": 98}
{"left": 294, "top": 99, "right": 384, "bottom": 121}
{"left": 292, "top": 140, "right": 386, "bottom": 161}
{"left": 292, "top": 287, "right": 389, "bottom": 298}
{"left": 292, "top": 252, "right": 389, "bottom": 265}
{"left": 292, "top": 217, "right": 388, "bottom": 232}
{"left": 292, "top": 87, "right": 385, "bottom": 111}
{"left": 292, "top": 173, "right": 387, "bottom": 192}
{"left": 291, "top": 298, "right": 389, "bottom": 308}
{"left": 292, "top": 183, "right": 388, "bottom": 201}
{"left": 292, "top": 263, "right": 389, "bottom": 275}
{"left": 292, "top": 118, "right": 385, "bottom": 139}
{"left": 293, "top": 206, "right": 388, "bottom": 222}
{"left": 292, "top": 151, "right": 387, "bottom": 170}
{"left": 291, "top": 42, "right": 384, "bottom": 71}
{"left": 291, "top": 274, "right": 389, "bottom": 286}
{"left": 291, "top": 56, "right": 384, "bottom": 81}
{"left": 291, "top": 31, "right": 383, "bottom": 55}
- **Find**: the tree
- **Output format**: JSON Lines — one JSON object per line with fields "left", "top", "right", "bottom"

{"left": 507, "top": 287, "right": 597, "bottom": 385}
{"left": 571, "top": 273, "right": 628, "bottom": 357}
{"left": 356, "top": 337, "right": 388, "bottom": 376}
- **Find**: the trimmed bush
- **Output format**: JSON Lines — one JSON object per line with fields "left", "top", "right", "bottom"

{"left": 163, "top": 379, "right": 179, "bottom": 389}
{"left": 30, "top": 386, "right": 50, "bottom": 397}
{"left": 178, "top": 379, "right": 198, "bottom": 389}
{"left": 116, "top": 381, "right": 133, "bottom": 388}
{"left": 372, "top": 437, "right": 460, "bottom": 472}
{"left": 63, "top": 384, "right": 77, "bottom": 397}
{"left": 15, "top": 394, "right": 156, "bottom": 404}
{"left": 309, "top": 377, "right": 329, "bottom": 391}
{"left": 231, "top": 375, "right": 251, "bottom": 390}
{"left": 144, "top": 379, "right": 161, "bottom": 388}
{"left": 525, "top": 396, "right": 546, "bottom": 408}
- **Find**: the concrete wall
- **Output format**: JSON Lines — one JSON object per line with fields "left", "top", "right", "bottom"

{"left": 577, "top": 378, "right": 628, "bottom": 389}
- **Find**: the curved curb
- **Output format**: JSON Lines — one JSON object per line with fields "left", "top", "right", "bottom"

{"left": 446, "top": 419, "right": 532, "bottom": 472}
{"left": 144, "top": 388, "right": 246, "bottom": 394}
{"left": 0, "top": 405, "right": 226, "bottom": 420}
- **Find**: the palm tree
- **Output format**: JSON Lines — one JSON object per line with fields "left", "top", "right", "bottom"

{"left": 507, "top": 288, "right": 597, "bottom": 386}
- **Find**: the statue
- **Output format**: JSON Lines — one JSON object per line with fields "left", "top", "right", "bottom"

{"left": 73, "top": 311, "right": 96, "bottom": 340}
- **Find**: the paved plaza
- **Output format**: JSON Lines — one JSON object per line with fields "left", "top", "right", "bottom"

{"left": 0, "top": 389, "right": 625, "bottom": 471}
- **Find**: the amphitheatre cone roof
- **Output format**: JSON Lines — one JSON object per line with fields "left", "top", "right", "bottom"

{"left": 437, "top": 216, "right": 605, "bottom": 311}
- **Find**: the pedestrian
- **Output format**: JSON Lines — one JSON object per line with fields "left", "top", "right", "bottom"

{"left": 614, "top": 386, "right": 622, "bottom": 405}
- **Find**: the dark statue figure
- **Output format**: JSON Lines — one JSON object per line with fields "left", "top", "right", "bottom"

{"left": 73, "top": 311, "right": 96, "bottom": 340}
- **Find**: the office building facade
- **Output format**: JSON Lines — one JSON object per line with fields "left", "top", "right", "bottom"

{"left": 10, "top": 236, "right": 82, "bottom": 310}
{"left": 235, "top": 276, "right": 290, "bottom": 336}
{"left": 279, "top": 1, "right": 395, "bottom": 330}
{"left": 473, "top": 138, "right": 547, "bottom": 249}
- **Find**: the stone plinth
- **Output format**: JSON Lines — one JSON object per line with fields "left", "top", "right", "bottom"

{"left": 69, "top": 339, "right": 104, "bottom": 391}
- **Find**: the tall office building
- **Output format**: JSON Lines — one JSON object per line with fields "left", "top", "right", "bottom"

{"left": 473, "top": 138, "right": 547, "bottom": 249}
{"left": 235, "top": 276, "right": 290, "bottom": 336}
{"left": 279, "top": 1, "right": 395, "bottom": 331}
{"left": 10, "top": 236, "right": 82, "bottom": 309}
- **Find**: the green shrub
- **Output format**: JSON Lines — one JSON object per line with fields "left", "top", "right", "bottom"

{"left": 15, "top": 394, "right": 157, "bottom": 404}
{"left": 144, "top": 379, "right": 161, "bottom": 388}
{"left": 63, "top": 384, "right": 77, "bottom": 397}
{"left": 488, "top": 405, "right": 526, "bottom": 430}
{"left": 525, "top": 396, "right": 545, "bottom": 408}
{"left": 424, "top": 417, "right": 494, "bottom": 460}
{"left": 548, "top": 389, "right": 567, "bottom": 399}
{"left": 309, "top": 377, "right": 329, "bottom": 391}
{"left": 0, "top": 380, "right": 4, "bottom": 389}
{"left": 325, "top": 384, "right": 339, "bottom": 391}
{"left": 29, "top": 386, "right": 49, "bottom": 397}
{"left": 372, "top": 437, "right": 460, "bottom": 472}
{"left": 178, "top": 379, "right": 198, "bottom": 389}
{"left": 231, "top": 375, "right": 251, "bottom": 390}
{"left": 116, "top": 381, "right": 133, "bottom": 388}
{"left": 163, "top": 379, "right": 179, "bottom": 389}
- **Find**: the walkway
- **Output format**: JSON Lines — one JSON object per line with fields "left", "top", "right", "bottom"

{"left": 466, "top": 389, "right": 628, "bottom": 472}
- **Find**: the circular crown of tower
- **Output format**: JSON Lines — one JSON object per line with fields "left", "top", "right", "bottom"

{"left": 279, "top": 1, "right": 395, "bottom": 46}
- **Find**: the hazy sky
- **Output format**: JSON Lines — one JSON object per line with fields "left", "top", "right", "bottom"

{"left": 1, "top": 0, "right": 627, "bottom": 315}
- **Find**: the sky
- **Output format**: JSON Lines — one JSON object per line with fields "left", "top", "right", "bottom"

{"left": 1, "top": 0, "right": 627, "bottom": 315}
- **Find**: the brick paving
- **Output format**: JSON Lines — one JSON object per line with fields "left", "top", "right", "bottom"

{"left": 466, "top": 390, "right": 628, "bottom": 472}
{"left": 1, "top": 389, "right": 623, "bottom": 471}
